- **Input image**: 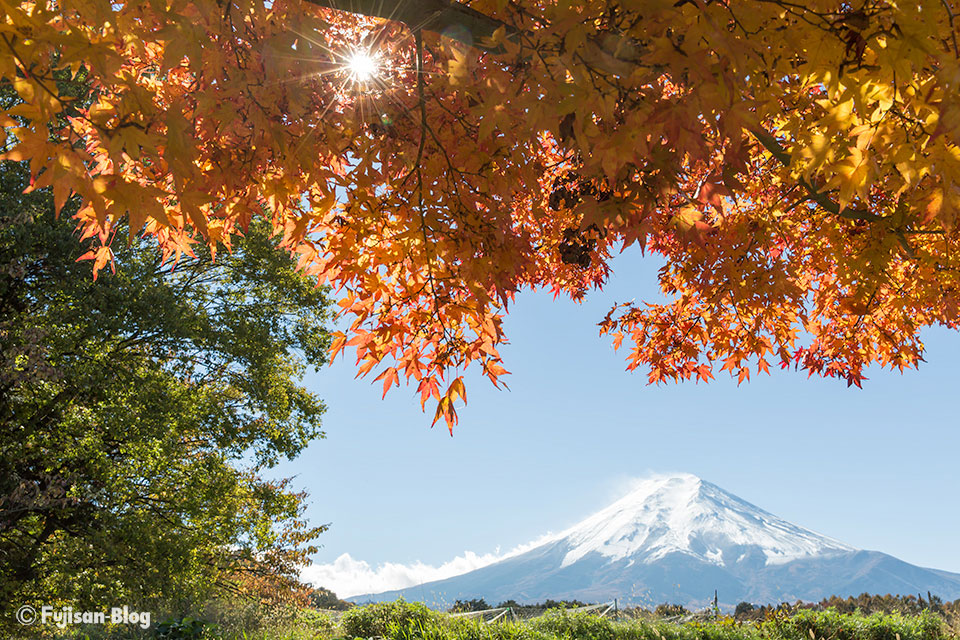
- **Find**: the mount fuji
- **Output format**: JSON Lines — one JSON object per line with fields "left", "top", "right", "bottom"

{"left": 351, "top": 474, "right": 960, "bottom": 608}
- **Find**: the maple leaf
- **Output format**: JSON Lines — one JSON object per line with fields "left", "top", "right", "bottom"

{"left": 696, "top": 176, "right": 730, "bottom": 214}
{"left": 4, "top": 0, "right": 960, "bottom": 429}
{"left": 76, "top": 246, "right": 116, "bottom": 281}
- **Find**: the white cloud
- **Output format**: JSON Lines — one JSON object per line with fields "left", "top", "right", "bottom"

{"left": 302, "top": 535, "right": 557, "bottom": 598}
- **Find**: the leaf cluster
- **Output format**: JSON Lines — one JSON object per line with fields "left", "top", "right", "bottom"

{"left": 4, "top": 0, "right": 960, "bottom": 426}
{"left": 0, "top": 102, "right": 333, "bottom": 627}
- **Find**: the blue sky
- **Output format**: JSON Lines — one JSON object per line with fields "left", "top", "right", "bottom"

{"left": 273, "top": 248, "right": 960, "bottom": 598}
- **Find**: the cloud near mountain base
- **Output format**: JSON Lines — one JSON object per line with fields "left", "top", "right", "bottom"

{"left": 303, "top": 536, "right": 556, "bottom": 598}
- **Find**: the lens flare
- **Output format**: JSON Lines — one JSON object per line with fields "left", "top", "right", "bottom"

{"left": 347, "top": 50, "right": 378, "bottom": 83}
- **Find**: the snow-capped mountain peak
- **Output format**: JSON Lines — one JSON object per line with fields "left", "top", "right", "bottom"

{"left": 557, "top": 473, "right": 854, "bottom": 568}
{"left": 352, "top": 472, "right": 960, "bottom": 607}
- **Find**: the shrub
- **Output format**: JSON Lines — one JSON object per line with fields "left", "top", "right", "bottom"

{"left": 341, "top": 601, "right": 439, "bottom": 638}
{"left": 531, "top": 609, "right": 617, "bottom": 640}
{"left": 450, "top": 600, "right": 492, "bottom": 614}
{"left": 761, "top": 608, "right": 945, "bottom": 640}
{"left": 298, "top": 608, "right": 337, "bottom": 635}
{"left": 734, "top": 603, "right": 755, "bottom": 619}
{"left": 155, "top": 617, "right": 213, "bottom": 640}
{"left": 655, "top": 605, "right": 690, "bottom": 619}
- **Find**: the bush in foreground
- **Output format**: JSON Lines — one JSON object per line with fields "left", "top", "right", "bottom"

{"left": 330, "top": 602, "right": 947, "bottom": 640}
{"left": 341, "top": 601, "right": 440, "bottom": 639}
{"left": 39, "top": 598, "right": 953, "bottom": 639}
{"left": 764, "top": 608, "right": 944, "bottom": 640}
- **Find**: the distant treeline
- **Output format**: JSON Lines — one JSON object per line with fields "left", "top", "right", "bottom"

{"left": 448, "top": 592, "right": 960, "bottom": 617}
{"left": 730, "top": 592, "right": 960, "bottom": 630}
{"left": 450, "top": 599, "right": 590, "bottom": 616}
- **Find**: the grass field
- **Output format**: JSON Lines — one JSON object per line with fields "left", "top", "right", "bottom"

{"left": 117, "top": 599, "right": 952, "bottom": 640}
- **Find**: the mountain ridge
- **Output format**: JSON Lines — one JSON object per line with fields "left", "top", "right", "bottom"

{"left": 349, "top": 474, "right": 960, "bottom": 608}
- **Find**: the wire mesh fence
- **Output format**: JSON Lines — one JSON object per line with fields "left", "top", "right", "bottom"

{"left": 440, "top": 597, "right": 722, "bottom": 624}
{"left": 316, "top": 595, "right": 721, "bottom": 626}
{"left": 445, "top": 600, "right": 623, "bottom": 623}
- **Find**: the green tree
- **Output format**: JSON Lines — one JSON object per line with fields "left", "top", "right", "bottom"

{"left": 654, "top": 604, "right": 689, "bottom": 618}
{"left": 0, "top": 101, "right": 333, "bottom": 624}
{"left": 449, "top": 598, "right": 491, "bottom": 613}
{"left": 734, "top": 602, "right": 756, "bottom": 620}
{"left": 310, "top": 587, "right": 355, "bottom": 611}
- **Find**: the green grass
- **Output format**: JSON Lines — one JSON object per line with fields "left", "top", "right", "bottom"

{"left": 233, "top": 603, "right": 947, "bottom": 640}
{"left": 51, "top": 601, "right": 952, "bottom": 640}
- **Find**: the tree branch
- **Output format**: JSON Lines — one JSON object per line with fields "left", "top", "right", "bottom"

{"left": 748, "top": 126, "right": 882, "bottom": 222}
{"left": 301, "top": 0, "right": 515, "bottom": 51}
{"left": 302, "top": 0, "right": 647, "bottom": 68}
{"left": 306, "top": 0, "right": 887, "bottom": 227}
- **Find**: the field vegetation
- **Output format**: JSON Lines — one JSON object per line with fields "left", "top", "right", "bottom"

{"left": 46, "top": 596, "right": 960, "bottom": 640}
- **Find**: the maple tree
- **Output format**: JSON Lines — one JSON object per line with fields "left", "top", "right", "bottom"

{"left": 3, "top": 0, "right": 960, "bottom": 430}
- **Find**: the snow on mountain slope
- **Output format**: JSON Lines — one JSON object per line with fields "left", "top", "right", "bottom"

{"left": 556, "top": 473, "right": 853, "bottom": 568}
{"left": 348, "top": 473, "right": 960, "bottom": 606}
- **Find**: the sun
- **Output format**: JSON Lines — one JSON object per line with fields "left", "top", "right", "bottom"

{"left": 346, "top": 49, "right": 378, "bottom": 83}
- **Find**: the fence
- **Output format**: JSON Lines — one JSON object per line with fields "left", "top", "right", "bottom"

{"left": 321, "top": 594, "right": 721, "bottom": 625}
{"left": 448, "top": 600, "right": 620, "bottom": 623}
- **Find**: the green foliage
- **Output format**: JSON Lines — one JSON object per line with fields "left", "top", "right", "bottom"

{"left": 341, "top": 601, "right": 440, "bottom": 638}
{"left": 495, "top": 602, "right": 589, "bottom": 619}
{"left": 0, "top": 78, "right": 334, "bottom": 629}
{"left": 764, "top": 608, "right": 944, "bottom": 640}
{"left": 156, "top": 617, "right": 215, "bottom": 640}
{"left": 450, "top": 600, "right": 492, "bottom": 614}
{"left": 816, "top": 593, "right": 945, "bottom": 617}
{"left": 384, "top": 613, "right": 554, "bottom": 640}
{"left": 531, "top": 610, "right": 618, "bottom": 640}
{"left": 186, "top": 599, "right": 312, "bottom": 639}
{"left": 654, "top": 605, "right": 690, "bottom": 619}
{"left": 733, "top": 604, "right": 754, "bottom": 620}
{"left": 35, "top": 602, "right": 948, "bottom": 640}
{"left": 296, "top": 608, "right": 337, "bottom": 634}
{"left": 311, "top": 588, "right": 356, "bottom": 611}
{"left": 328, "top": 603, "right": 954, "bottom": 640}
{"left": 655, "top": 618, "right": 756, "bottom": 640}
